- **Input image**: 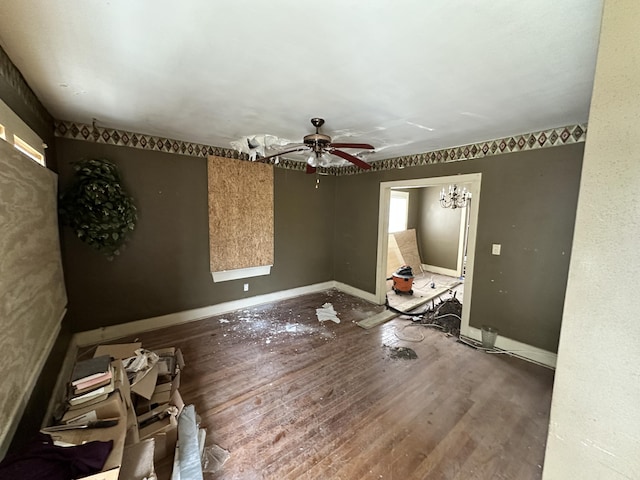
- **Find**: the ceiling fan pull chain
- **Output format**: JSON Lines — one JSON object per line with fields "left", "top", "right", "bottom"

{"left": 315, "top": 174, "right": 320, "bottom": 189}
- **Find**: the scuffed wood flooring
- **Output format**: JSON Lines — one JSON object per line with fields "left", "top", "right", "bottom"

{"left": 102, "top": 289, "right": 554, "bottom": 479}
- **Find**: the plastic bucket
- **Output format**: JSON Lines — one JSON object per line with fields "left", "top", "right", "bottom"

{"left": 481, "top": 326, "right": 498, "bottom": 349}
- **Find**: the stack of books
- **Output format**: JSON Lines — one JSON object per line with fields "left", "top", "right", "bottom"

{"left": 68, "top": 355, "right": 116, "bottom": 409}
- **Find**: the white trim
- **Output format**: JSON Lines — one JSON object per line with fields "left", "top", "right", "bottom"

{"left": 211, "top": 265, "right": 272, "bottom": 282}
{"left": 76, "top": 281, "right": 333, "bottom": 346}
{"left": 74, "top": 280, "right": 380, "bottom": 347}
{"left": 463, "top": 326, "right": 557, "bottom": 369}
{"left": 376, "top": 174, "right": 482, "bottom": 342}
{"left": 42, "top": 334, "right": 79, "bottom": 429}
{"left": 0, "top": 98, "right": 46, "bottom": 164}
{"left": 0, "top": 309, "right": 65, "bottom": 458}
{"left": 13, "top": 134, "right": 45, "bottom": 166}
{"left": 421, "top": 263, "right": 459, "bottom": 278}
{"left": 377, "top": 186, "right": 392, "bottom": 302}
{"left": 454, "top": 200, "right": 467, "bottom": 277}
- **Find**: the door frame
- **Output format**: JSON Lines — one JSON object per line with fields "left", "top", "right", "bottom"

{"left": 376, "top": 173, "right": 482, "bottom": 338}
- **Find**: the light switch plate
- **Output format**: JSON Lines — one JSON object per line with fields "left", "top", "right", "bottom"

{"left": 492, "top": 244, "right": 501, "bottom": 255}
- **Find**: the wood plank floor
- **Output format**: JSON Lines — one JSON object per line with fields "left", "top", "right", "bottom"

{"left": 90, "top": 289, "right": 554, "bottom": 480}
{"left": 386, "top": 271, "right": 464, "bottom": 309}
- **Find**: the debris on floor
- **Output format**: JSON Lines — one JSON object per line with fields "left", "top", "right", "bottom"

{"left": 202, "top": 443, "right": 230, "bottom": 473}
{"left": 384, "top": 344, "right": 418, "bottom": 360}
{"left": 316, "top": 302, "right": 340, "bottom": 323}
{"left": 419, "top": 294, "right": 463, "bottom": 337}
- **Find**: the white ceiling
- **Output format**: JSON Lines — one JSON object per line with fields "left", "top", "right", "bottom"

{"left": 0, "top": 1, "right": 603, "bottom": 163}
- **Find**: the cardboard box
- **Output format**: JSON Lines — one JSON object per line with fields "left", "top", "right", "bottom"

{"left": 137, "top": 389, "right": 184, "bottom": 461}
{"left": 52, "top": 360, "right": 133, "bottom": 479}
{"left": 51, "top": 389, "right": 127, "bottom": 479}
{"left": 154, "top": 347, "right": 185, "bottom": 389}
{"left": 94, "top": 343, "right": 142, "bottom": 360}
{"left": 81, "top": 343, "right": 186, "bottom": 464}
{"left": 130, "top": 363, "right": 159, "bottom": 400}
{"left": 135, "top": 381, "right": 176, "bottom": 415}
{"left": 79, "top": 467, "right": 121, "bottom": 480}
{"left": 94, "top": 343, "right": 160, "bottom": 400}
{"left": 137, "top": 389, "right": 184, "bottom": 426}
{"left": 133, "top": 348, "right": 184, "bottom": 415}
{"left": 119, "top": 438, "right": 156, "bottom": 480}
{"left": 80, "top": 438, "right": 155, "bottom": 480}
{"left": 61, "top": 360, "right": 125, "bottom": 419}
{"left": 139, "top": 415, "right": 178, "bottom": 462}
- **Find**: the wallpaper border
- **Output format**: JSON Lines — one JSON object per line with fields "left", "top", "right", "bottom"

{"left": 55, "top": 120, "right": 586, "bottom": 175}
{"left": 338, "top": 124, "right": 586, "bottom": 175}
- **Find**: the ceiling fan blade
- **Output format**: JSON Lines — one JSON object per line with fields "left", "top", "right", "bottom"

{"left": 256, "top": 147, "right": 309, "bottom": 163}
{"left": 306, "top": 164, "right": 317, "bottom": 174}
{"left": 281, "top": 142, "right": 306, "bottom": 149}
{"left": 329, "top": 142, "right": 375, "bottom": 150}
{"left": 329, "top": 149, "right": 372, "bottom": 170}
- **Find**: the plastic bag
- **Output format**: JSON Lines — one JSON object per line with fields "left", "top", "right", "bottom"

{"left": 201, "top": 444, "right": 230, "bottom": 473}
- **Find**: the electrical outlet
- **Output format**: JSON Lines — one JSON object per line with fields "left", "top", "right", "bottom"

{"left": 243, "top": 283, "right": 249, "bottom": 292}
{"left": 492, "top": 244, "right": 501, "bottom": 255}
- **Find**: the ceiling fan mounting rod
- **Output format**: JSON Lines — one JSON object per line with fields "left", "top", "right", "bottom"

{"left": 310, "top": 117, "right": 325, "bottom": 131}
{"left": 305, "top": 117, "right": 331, "bottom": 152}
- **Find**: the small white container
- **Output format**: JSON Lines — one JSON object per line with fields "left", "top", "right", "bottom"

{"left": 481, "top": 325, "right": 499, "bottom": 349}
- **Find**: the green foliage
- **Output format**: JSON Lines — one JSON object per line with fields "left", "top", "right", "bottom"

{"left": 59, "top": 158, "right": 137, "bottom": 259}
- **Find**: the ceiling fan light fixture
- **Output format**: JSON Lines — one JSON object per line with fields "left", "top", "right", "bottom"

{"left": 318, "top": 152, "right": 331, "bottom": 167}
{"left": 244, "top": 118, "right": 374, "bottom": 172}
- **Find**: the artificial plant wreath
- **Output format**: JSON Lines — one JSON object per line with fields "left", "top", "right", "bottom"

{"left": 59, "top": 158, "right": 137, "bottom": 259}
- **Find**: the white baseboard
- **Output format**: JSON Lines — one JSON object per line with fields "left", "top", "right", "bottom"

{"left": 75, "top": 281, "right": 336, "bottom": 347}
{"left": 422, "top": 264, "right": 459, "bottom": 277}
{"left": 42, "top": 334, "right": 79, "bottom": 428}
{"left": 464, "top": 326, "right": 557, "bottom": 369}
{"left": 74, "top": 280, "right": 380, "bottom": 347}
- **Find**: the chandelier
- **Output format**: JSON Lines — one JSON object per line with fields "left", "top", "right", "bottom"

{"left": 440, "top": 184, "right": 469, "bottom": 209}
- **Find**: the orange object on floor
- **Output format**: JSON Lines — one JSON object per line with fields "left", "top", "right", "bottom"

{"left": 392, "top": 265, "right": 414, "bottom": 294}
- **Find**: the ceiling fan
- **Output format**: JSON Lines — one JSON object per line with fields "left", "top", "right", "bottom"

{"left": 258, "top": 118, "right": 375, "bottom": 173}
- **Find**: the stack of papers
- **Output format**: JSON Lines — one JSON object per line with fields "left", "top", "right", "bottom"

{"left": 68, "top": 356, "right": 116, "bottom": 408}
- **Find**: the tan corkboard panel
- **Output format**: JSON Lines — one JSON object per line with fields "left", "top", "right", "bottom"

{"left": 392, "top": 229, "right": 423, "bottom": 273}
{"left": 0, "top": 140, "right": 67, "bottom": 452}
{"left": 208, "top": 156, "right": 274, "bottom": 272}
{"left": 386, "top": 234, "right": 404, "bottom": 278}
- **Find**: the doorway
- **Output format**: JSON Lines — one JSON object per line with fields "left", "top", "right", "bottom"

{"left": 376, "top": 173, "right": 482, "bottom": 338}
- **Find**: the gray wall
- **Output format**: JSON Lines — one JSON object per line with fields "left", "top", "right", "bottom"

{"left": 56, "top": 139, "right": 584, "bottom": 352}
{"left": 418, "top": 186, "right": 462, "bottom": 270}
{"left": 333, "top": 143, "right": 584, "bottom": 352}
{"left": 56, "top": 138, "right": 336, "bottom": 332}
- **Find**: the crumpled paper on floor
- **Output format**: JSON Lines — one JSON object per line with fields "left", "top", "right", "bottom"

{"left": 316, "top": 303, "right": 340, "bottom": 323}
